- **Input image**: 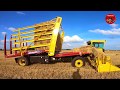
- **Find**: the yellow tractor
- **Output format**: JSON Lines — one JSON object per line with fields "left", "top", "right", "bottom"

{"left": 87, "top": 40, "right": 106, "bottom": 52}
{"left": 78, "top": 40, "right": 120, "bottom": 72}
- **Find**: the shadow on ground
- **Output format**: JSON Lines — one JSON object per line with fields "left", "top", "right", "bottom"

{"left": 72, "top": 68, "right": 81, "bottom": 79}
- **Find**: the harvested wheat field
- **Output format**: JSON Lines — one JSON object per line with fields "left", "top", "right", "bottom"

{"left": 0, "top": 50, "right": 120, "bottom": 79}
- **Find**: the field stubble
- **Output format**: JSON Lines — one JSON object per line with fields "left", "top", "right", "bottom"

{"left": 0, "top": 50, "right": 120, "bottom": 79}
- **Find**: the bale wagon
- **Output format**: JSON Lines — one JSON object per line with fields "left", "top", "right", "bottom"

{"left": 4, "top": 16, "right": 120, "bottom": 72}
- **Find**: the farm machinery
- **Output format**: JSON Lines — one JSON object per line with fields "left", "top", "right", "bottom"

{"left": 4, "top": 16, "right": 120, "bottom": 72}
{"left": 87, "top": 40, "right": 106, "bottom": 52}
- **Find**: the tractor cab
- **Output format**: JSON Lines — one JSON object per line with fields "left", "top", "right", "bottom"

{"left": 87, "top": 40, "right": 106, "bottom": 52}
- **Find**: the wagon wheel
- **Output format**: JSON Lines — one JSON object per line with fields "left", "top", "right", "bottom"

{"left": 17, "top": 57, "right": 30, "bottom": 66}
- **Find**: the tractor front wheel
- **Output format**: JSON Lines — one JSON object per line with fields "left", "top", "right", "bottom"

{"left": 71, "top": 56, "right": 85, "bottom": 68}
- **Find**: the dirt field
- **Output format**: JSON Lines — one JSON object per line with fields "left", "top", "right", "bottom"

{"left": 0, "top": 50, "right": 120, "bottom": 79}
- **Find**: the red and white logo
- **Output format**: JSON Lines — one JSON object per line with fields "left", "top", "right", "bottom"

{"left": 105, "top": 14, "right": 116, "bottom": 24}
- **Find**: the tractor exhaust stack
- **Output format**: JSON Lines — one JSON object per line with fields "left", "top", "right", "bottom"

{"left": 4, "top": 34, "right": 7, "bottom": 57}
{"left": 10, "top": 35, "right": 12, "bottom": 54}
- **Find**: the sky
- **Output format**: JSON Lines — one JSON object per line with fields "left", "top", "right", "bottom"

{"left": 0, "top": 11, "right": 120, "bottom": 50}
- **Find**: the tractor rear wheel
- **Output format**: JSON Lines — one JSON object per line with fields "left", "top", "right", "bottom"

{"left": 71, "top": 56, "right": 85, "bottom": 68}
{"left": 17, "top": 57, "right": 30, "bottom": 66}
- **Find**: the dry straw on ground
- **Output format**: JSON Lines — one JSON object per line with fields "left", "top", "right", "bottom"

{"left": 0, "top": 50, "right": 120, "bottom": 79}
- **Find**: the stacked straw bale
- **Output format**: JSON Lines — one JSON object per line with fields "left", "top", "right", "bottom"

{"left": 72, "top": 45, "right": 106, "bottom": 60}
